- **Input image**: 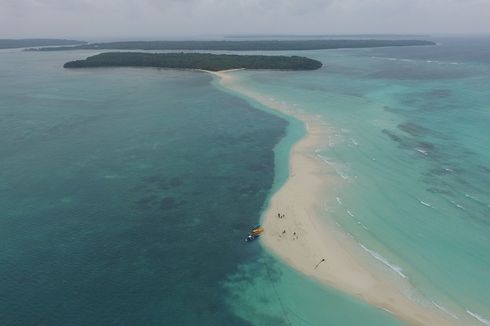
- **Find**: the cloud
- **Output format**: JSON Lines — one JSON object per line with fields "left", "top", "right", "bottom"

{"left": 0, "top": 0, "right": 489, "bottom": 39}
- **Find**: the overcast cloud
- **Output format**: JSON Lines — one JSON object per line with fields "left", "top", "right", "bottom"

{"left": 1, "top": 0, "right": 489, "bottom": 39}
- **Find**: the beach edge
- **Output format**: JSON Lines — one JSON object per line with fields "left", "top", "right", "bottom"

{"left": 207, "top": 70, "right": 457, "bottom": 326}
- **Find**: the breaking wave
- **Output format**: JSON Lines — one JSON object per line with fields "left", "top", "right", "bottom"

{"left": 431, "top": 301, "right": 458, "bottom": 320}
{"left": 467, "top": 310, "right": 490, "bottom": 325}
{"left": 359, "top": 244, "right": 407, "bottom": 278}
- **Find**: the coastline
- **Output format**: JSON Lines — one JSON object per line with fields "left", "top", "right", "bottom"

{"left": 208, "top": 70, "right": 458, "bottom": 326}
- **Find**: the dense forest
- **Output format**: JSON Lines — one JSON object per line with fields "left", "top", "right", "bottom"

{"left": 63, "top": 52, "right": 323, "bottom": 71}
{"left": 33, "top": 39, "right": 435, "bottom": 51}
{"left": 0, "top": 39, "right": 85, "bottom": 49}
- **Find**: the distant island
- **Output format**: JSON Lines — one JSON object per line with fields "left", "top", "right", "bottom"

{"left": 0, "top": 39, "right": 86, "bottom": 49}
{"left": 31, "top": 39, "right": 435, "bottom": 51}
{"left": 63, "top": 52, "right": 323, "bottom": 71}
{"left": 224, "top": 34, "right": 431, "bottom": 39}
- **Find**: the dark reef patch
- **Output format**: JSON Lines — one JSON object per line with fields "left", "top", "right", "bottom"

{"left": 382, "top": 129, "right": 403, "bottom": 143}
{"left": 398, "top": 122, "right": 430, "bottom": 137}
{"left": 416, "top": 141, "right": 436, "bottom": 152}
{"left": 426, "top": 187, "right": 455, "bottom": 196}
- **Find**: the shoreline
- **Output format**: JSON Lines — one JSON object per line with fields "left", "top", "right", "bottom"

{"left": 209, "top": 70, "right": 458, "bottom": 326}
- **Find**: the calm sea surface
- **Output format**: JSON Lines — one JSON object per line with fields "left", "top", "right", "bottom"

{"left": 0, "top": 50, "right": 401, "bottom": 325}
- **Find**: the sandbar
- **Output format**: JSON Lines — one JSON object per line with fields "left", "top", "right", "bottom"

{"left": 209, "top": 70, "right": 458, "bottom": 326}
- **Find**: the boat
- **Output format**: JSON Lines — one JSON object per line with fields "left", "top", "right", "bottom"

{"left": 245, "top": 224, "right": 264, "bottom": 242}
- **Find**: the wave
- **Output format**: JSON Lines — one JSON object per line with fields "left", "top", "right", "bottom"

{"left": 464, "top": 193, "right": 479, "bottom": 201}
{"left": 316, "top": 154, "right": 351, "bottom": 180}
{"left": 359, "top": 244, "right": 407, "bottom": 278}
{"left": 336, "top": 171, "right": 350, "bottom": 180}
{"left": 382, "top": 307, "right": 393, "bottom": 314}
{"left": 431, "top": 301, "right": 458, "bottom": 320}
{"left": 467, "top": 310, "right": 490, "bottom": 325}
{"left": 316, "top": 153, "right": 333, "bottom": 165}
{"left": 336, "top": 196, "right": 343, "bottom": 206}
{"left": 449, "top": 199, "right": 465, "bottom": 210}
{"left": 358, "top": 221, "right": 369, "bottom": 230}
{"left": 342, "top": 208, "right": 368, "bottom": 230}
{"left": 416, "top": 148, "right": 429, "bottom": 156}
{"left": 419, "top": 200, "right": 433, "bottom": 208}
{"left": 371, "top": 56, "right": 460, "bottom": 66}
{"left": 464, "top": 193, "right": 488, "bottom": 207}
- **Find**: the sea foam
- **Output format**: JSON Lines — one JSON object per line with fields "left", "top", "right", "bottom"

{"left": 467, "top": 310, "right": 490, "bottom": 325}
{"left": 416, "top": 148, "right": 429, "bottom": 156}
{"left": 431, "top": 301, "right": 459, "bottom": 319}
{"left": 360, "top": 244, "right": 407, "bottom": 279}
{"left": 419, "top": 200, "right": 433, "bottom": 208}
{"left": 316, "top": 154, "right": 351, "bottom": 180}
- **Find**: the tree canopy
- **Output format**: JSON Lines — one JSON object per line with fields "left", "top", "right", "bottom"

{"left": 64, "top": 52, "right": 323, "bottom": 71}
{"left": 0, "top": 39, "right": 85, "bottom": 49}
{"left": 33, "top": 39, "right": 435, "bottom": 51}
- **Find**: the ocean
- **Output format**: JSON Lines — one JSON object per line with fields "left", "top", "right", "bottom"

{"left": 0, "top": 50, "right": 400, "bottom": 325}
{"left": 1, "top": 36, "right": 489, "bottom": 325}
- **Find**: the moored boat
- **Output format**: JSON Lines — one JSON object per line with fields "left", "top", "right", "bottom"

{"left": 245, "top": 224, "right": 264, "bottom": 242}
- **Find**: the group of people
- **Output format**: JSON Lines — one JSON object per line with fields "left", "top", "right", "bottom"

{"left": 277, "top": 212, "right": 300, "bottom": 240}
{"left": 276, "top": 212, "right": 326, "bottom": 269}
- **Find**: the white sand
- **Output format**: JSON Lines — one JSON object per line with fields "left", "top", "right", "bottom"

{"left": 209, "top": 70, "right": 459, "bottom": 326}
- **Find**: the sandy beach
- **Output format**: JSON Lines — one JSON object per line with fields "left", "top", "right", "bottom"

{"left": 209, "top": 70, "right": 458, "bottom": 326}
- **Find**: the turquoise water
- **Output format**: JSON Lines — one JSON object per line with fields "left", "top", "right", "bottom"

{"left": 234, "top": 36, "right": 490, "bottom": 324}
{"left": 0, "top": 50, "right": 402, "bottom": 325}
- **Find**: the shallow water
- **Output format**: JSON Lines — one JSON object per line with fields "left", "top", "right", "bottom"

{"left": 235, "top": 36, "right": 490, "bottom": 324}
{"left": 0, "top": 50, "right": 402, "bottom": 325}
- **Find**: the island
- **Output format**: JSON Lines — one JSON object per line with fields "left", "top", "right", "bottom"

{"left": 31, "top": 39, "right": 435, "bottom": 51}
{"left": 63, "top": 52, "right": 323, "bottom": 71}
{"left": 0, "top": 38, "right": 86, "bottom": 49}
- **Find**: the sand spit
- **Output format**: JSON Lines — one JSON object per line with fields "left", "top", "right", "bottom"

{"left": 209, "top": 70, "right": 458, "bottom": 326}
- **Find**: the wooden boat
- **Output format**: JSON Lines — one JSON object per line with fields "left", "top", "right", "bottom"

{"left": 245, "top": 224, "right": 264, "bottom": 242}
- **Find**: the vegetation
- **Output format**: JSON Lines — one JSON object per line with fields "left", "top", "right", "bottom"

{"left": 63, "top": 52, "right": 323, "bottom": 71}
{"left": 32, "top": 39, "right": 435, "bottom": 51}
{"left": 0, "top": 39, "right": 85, "bottom": 49}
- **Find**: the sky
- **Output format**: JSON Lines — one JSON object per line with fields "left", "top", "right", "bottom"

{"left": 1, "top": 0, "right": 490, "bottom": 40}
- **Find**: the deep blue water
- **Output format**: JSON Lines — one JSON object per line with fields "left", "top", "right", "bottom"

{"left": 0, "top": 52, "right": 286, "bottom": 325}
